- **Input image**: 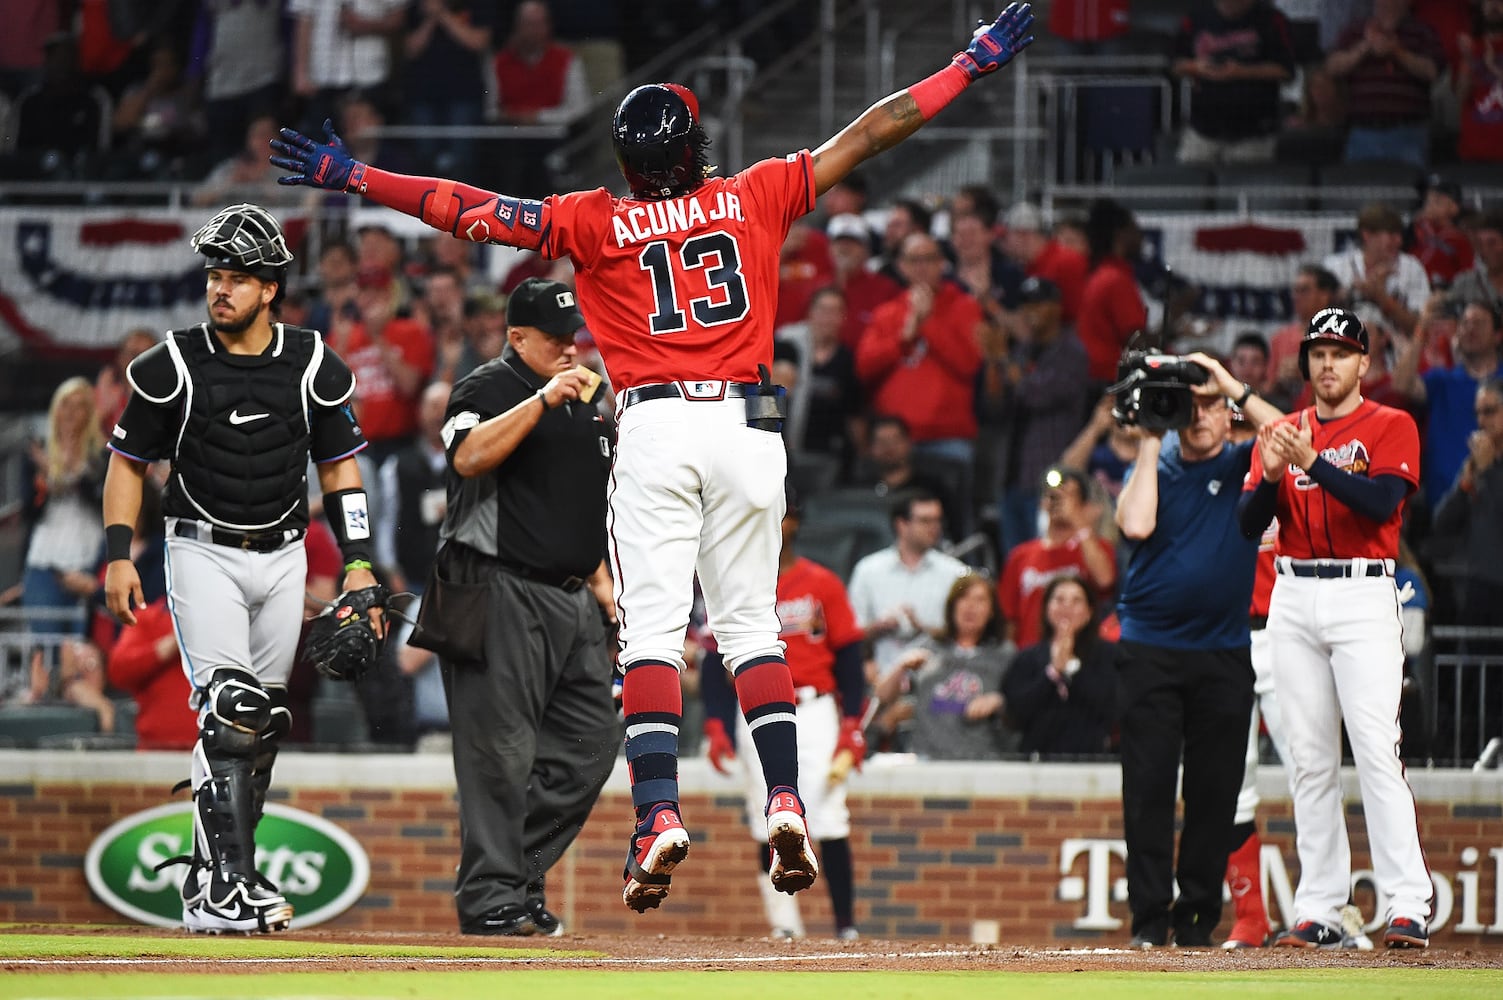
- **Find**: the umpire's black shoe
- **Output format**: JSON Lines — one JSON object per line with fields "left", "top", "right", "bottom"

{"left": 460, "top": 906, "right": 537, "bottom": 936}
{"left": 526, "top": 897, "right": 564, "bottom": 937}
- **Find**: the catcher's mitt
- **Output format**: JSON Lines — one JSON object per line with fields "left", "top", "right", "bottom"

{"left": 303, "top": 585, "right": 389, "bottom": 681}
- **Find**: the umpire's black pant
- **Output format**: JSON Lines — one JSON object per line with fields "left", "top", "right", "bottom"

{"left": 442, "top": 569, "right": 621, "bottom": 923}
{"left": 1117, "top": 640, "right": 1254, "bottom": 945}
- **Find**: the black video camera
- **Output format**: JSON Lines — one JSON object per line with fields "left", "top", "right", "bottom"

{"left": 1107, "top": 348, "right": 1210, "bottom": 432}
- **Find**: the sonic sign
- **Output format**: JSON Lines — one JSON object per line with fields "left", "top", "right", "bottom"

{"left": 85, "top": 802, "right": 369, "bottom": 929}
{"left": 1059, "top": 838, "right": 1503, "bottom": 936}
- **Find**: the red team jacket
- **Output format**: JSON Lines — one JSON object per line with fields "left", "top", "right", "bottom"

{"left": 1245, "top": 401, "right": 1421, "bottom": 560}
{"left": 778, "top": 557, "right": 864, "bottom": 694}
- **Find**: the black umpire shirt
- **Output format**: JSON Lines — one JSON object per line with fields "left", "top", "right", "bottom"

{"left": 440, "top": 346, "right": 613, "bottom": 578}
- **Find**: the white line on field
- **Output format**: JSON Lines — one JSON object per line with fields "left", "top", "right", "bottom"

{"left": 6, "top": 949, "right": 986, "bottom": 968}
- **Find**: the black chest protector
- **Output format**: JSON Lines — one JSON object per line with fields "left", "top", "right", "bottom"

{"left": 164, "top": 324, "right": 320, "bottom": 530}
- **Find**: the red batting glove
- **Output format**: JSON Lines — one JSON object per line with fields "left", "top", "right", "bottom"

{"left": 703, "top": 718, "right": 735, "bottom": 775}
{"left": 834, "top": 716, "right": 868, "bottom": 773}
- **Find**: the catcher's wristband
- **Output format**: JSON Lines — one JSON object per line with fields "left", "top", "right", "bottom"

{"left": 105, "top": 523, "right": 134, "bottom": 562}
{"left": 324, "top": 488, "right": 373, "bottom": 566}
{"left": 909, "top": 62, "right": 970, "bottom": 121}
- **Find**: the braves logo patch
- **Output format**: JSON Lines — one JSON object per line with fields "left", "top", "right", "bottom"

{"left": 1293, "top": 438, "right": 1371, "bottom": 490}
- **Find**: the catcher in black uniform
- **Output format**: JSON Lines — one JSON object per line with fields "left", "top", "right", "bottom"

{"left": 103, "top": 203, "right": 385, "bottom": 934}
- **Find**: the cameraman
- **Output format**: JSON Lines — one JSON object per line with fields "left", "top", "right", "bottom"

{"left": 1113, "top": 351, "right": 1284, "bottom": 949}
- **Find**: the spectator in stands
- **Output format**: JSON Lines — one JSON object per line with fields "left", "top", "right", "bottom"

{"left": 951, "top": 185, "right": 1003, "bottom": 237}
{"left": 1279, "top": 63, "right": 1348, "bottom": 163}
{"left": 1323, "top": 202, "right": 1432, "bottom": 337}
{"left": 1395, "top": 299, "right": 1503, "bottom": 506}
{"left": 978, "top": 277, "right": 1092, "bottom": 555}
{"left": 826, "top": 213, "right": 901, "bottom": 351}
{"left": 12, "top": 33, "right": 108, "bottom": 175}
{"left": 307, "top": 241, "right": 359, "bottom": 335}
{"left": 193, "top": 114, "right": 293, "bottom": 207}
{"left": 1002, "top": 202, "right": 1089, "bottom": 325}
{"left": 1048, "top": 0, "right": 1131, "bottom": 53}
{"left": 21, "top": 377, "right": 106, "bottom": 639}
{"left": 418, "top": 266, "right": 470, "bottom": 386}
{"left": 1078, "top": 199, "right": 1149, "bottom": 389}
{"left": 189, "top": 0, "right": 285, "bottom": 164}
{"left": 1053, "top": 213, "right": 1091, "bottom": 260}
{"left": 779, "top": 287, "right": 865, "bottom": 477}
{"left": 355, "top": 223, "right": 413, "bottom": 311}
{"left": 856, "top": 232, "right": 985, "bottom": 467}
{"left": 1326, "top": 0, "right": 1445, "bottom": 167}
{"left": 1172, "top": 0, "right": 1298, "bottom": 165}
{"left": 952, "top": 210, "right": 1024, "bottom": 336}
{"left": 998, "top": 465, "right": 1117, "bottom": 649}
{"left": 822, "top": 170, "right": 869, "bottom": 223}
{"left": 1432, "top": 377, "right": 1503, "bottom": 628}
{"left": 1268, "top": 265, "right": 1341, "bottom": 398}
{"left": 492, "top": 0, "right": 590, "bottom": 197}
{"left": 1228, "top": 331, "right": 1292, "bottom": 410}
{"left": 404, "top": 0, "right": 497, "bottom": 177}
{"left": 1451, "top": 208, "right": 1503, "bottom": 313}
{"left": 871, "top": 573, "right": 1018, "bottom": 760}
{"left": 1407, "top": 174, "right": 1475, "bottom": 289}
{"left": 376, "top": 381, "right": 450, "bottom": 594}
{"left": 346, "top": 271, "right": 437, "bottom": 465}
{"left": 1059, "top": 395, "right": 1142, "bottom": 502}
{"left": 876, "top": 200, "right": 934, "bottom": 285}
{"left": 1002, "top": 575, "right": 1117, "bottom": 758}
{"left": 0, "top": 0, "right": 61, "bottom": 98}
{"left": 847, "top": 491, "right": 970, "bottom": 676}
{"left": 111, "top": 41, "right": 203, "bottom": 174}
{"left": 290, "top": 0, "right": 406, "bottom": 134}
{"left": 854, "top": 415, "right": 961, "bottom": 527}
{"left": 776, "top": 222, "right": 837, "bottom": 330}
{"left": 336, "top": 94, "right": 418, "bottom": 178}
{"left": 1456, "top": 0, "right": 1503, "bottom": 162}
{"left": 107, "top": 596, "right": 196, "bottom": 750}
{"left": 94, "top": 328, "right": 157, "bottom": 436}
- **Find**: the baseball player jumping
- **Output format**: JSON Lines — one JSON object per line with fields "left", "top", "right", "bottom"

{"left": 103, "top": 204, "right": 381, "bottom": 933}
{"left": 271, "top": 3, "right": 1035, "bottom": 911}
{"left": 1240, "top": 307, "right": 1433, "bottom": 949}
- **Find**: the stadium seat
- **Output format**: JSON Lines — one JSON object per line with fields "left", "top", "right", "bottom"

{"left": 1432, "top": 162, "right": 1503, "bottom": 208}
{"left": 1315, "top": 161, "right": 1425, "bottom": 212}
{"left": 0, "top": 704, "right": 100, "bottom": 747}
{"left": 1079, "top": 83, "right": 1162, "bottom": 182}
{"left": 788, "top": 451, "right": 841, "bottom": 500}
{"left": 1275, "top": 127, "right": 1344, "bottom": 168}
{"left": 794, "top": 522, "right": 861, "bottom": 580}
{"left": 1211, "top": 163, "right": 1315, "bottom": 212}
{"left": 1111, "top": 163, "right": 1216, "bottom": 211}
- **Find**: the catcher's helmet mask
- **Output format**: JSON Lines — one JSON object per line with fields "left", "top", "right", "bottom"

{"left": 612, "top": 84, "right": 713, "bottom": 200}
{"left": 1299, "top": 306, "right": 1369, "bottom": 380}
{"left": 191, "top": 203, "right": 293, "bottom": 284}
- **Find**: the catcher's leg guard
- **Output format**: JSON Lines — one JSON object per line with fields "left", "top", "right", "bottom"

{"left": 250, "top": 684, "right": 292, "bottom": 825}
{"left": 182, "top": 668, "right": 293, "bottom": 934}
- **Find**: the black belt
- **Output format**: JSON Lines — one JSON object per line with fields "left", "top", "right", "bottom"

{"left": 496, "top": 557, "right": 586, "bottom": 593}
{"left": 173, "top": 520, "right": 304, "bottom": 553}
{"left": 1278, "top": 560, "right": 1391, "bottom": 579}
{"left": 622, "top": 382, "right": 760, "bottom": 408}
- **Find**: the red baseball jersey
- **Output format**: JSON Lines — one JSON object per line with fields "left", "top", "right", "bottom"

{"left": 1245, "top": 401, "right": 1420, "bottom": 561}
{"left": 999, "top": 535, "right": 1116, "bottom": 648}
{"left": 541, "top": 152, "right": 817, "bottom": 391}
{"left": 777, "top": 556, "right": 863, "bottom": 693}
{"left": 1249, "top": 517, "right": 1277, "bottom": 618}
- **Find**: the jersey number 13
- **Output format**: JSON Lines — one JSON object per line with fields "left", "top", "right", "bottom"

{"left": 638, "top": 231, "right": 750, "bottom": 335}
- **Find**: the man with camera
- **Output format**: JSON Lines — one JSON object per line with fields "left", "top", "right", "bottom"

{"left": 1112, "top": 348, "right": 1284, "bottom": 948}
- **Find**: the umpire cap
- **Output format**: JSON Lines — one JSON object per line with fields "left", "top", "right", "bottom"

{"left": 1299, "top": 306, "right": 1368, "bottom": 380}
{"left": 507, "top": 278, "right": 586, "bottom": 339}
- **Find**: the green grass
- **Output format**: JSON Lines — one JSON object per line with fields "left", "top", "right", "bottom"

{"left": 1, "top": 970, "right": 1501, "bottom": 1000}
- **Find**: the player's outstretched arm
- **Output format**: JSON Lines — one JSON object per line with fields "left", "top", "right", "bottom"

{"left": 809, "top": 2, "right": 1034, "bottom": 195}
{"left": 270, "top": 121, "right": 541, "bottom": 248}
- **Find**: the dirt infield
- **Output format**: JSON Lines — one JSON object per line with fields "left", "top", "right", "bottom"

{"left": 8, "top": 924, "right": 1503, "bottom": 974}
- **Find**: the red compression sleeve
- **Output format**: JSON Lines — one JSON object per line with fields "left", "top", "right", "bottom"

{"left": 354, "top": 166, "right": 509, "bottom": 241}
{"left": 909, "top": 63, "right": 971, "bottom": 121}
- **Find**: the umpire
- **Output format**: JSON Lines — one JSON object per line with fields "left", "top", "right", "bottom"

{"left": 420, "top": 277, "right": 620, "bottom": 936}
{"left": 1113, "top": 352, "right": 1284, "bottom": 949}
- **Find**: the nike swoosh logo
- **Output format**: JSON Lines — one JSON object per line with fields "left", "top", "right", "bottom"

{"left": 229, "top": 410, "right": 270, "bottom": 426}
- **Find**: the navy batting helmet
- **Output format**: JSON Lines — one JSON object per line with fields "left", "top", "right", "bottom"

{"left": 191, "top": 203, "right": 293, "bottom": 282}
{"left": 612, "top": 83, "right": 711, "bottom": 200}
{"left": 1299, "top": 306, "right": 1369, "bottom": 380}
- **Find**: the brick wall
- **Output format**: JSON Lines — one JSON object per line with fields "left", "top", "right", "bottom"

{"left": 1, "top": 754, "right": 1500, "bottom": 946}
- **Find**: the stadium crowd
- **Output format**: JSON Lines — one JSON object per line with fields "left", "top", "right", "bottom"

{"left": 3, "top": 1, "right": 1502, "bottom": 768}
